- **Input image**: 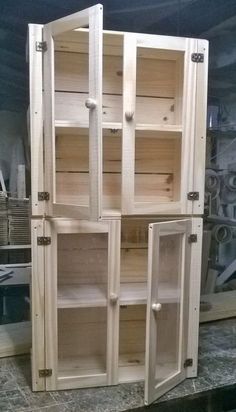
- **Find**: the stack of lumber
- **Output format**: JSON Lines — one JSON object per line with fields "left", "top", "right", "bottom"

{"left": 0, "top": 192, "right": 8, "bottom": 246}
{"left": 8, "top": 198, "right": 30, "bottom": 245}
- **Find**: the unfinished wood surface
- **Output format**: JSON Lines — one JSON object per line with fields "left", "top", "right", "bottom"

{"left": 182, "top": 39, "right": 198, "bottom": 214}
{"left": 186, "top": 218, "right": 202, "bottom": 378}
{"left": 200, "top": 290, "right": 236, "bottom": 323}
{"left": 29, "top": 24, "right": 44, "bottom": 216}
{"left": 55, "top": 51, "right": 176, "bottom": 98}
{"left": 192, "top": 39, "right": 209, "bottom": 214}
{"left": 119, "top": 305, "right": 146, "bottom": 382}
{"left": 0, "top": 321, "right": 31, "bottom": 358}
{"left": 31, "top": 219, "right": 45, "bottom": 391}
{"left": 55, "top": 92, "right": 175, "bottom": 125}
{"left": 55, "top": 132, "right": 178, "bottom": 212}
{"left": 107, "top": 220, "right": 120, "bottom": 385}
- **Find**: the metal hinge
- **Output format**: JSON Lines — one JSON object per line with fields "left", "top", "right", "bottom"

{"left": 187, "top": 191, "right": 199, "bottom": 201}
{"left": 191, "top": 53, "right": 204, "bottom": 63}
{"left": 188, "top": 234, "right": 198, "bottom": 243}
{"left": 38, "top": 192, "right": 50, "bottom": 201}
{"left": 37, "top": 237, "right": 51, "bottom": 246}
{"left": 39, "top": 369, "right": 52, "bottom": 377}
{"left": 184, "top": 358, "right": 193, "bottom": 368}
{"left": 36, "top": 41, "right": 47, "bottom": 52}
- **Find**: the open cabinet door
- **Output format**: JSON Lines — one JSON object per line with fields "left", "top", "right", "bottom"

{"left": 43, "top": 4, "right": 103, "bottom": 220}
{"left": 145, "top": 219, "right": 191, "bottom": 405}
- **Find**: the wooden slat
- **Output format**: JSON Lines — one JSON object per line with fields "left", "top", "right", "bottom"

{"left": 55, "top": 51, "right": 175, "bottom": 98}
{"left": 31, "top": 219, "right": 45, "bottom": 391}
{"left": 200, "top": 291, "right": 236, "bottom": 323}
{"left": 0, "top": 322, "right": 31, "bottom": 358}
{"left": 29, "top": 24, "right": 44, "bottom": 216}
{"left": 55, "top": 92, "right": 175, "bottom": 125}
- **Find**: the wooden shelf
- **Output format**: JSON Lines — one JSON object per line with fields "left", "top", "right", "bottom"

{"left": 58, "top": 355, "right": 106, "bottom": 378}
{"left": 0, "top": 244, "right": 31, "bottom": 250}
{"left": 55, "top": 121, "right": 122, "bottom": 134}
{"left": 58, "top": 281, "right": 180, "bottom": 308}
{"left": 120, "top": 282, "right": 180, "bottom": 305}
{"left": 136, "top": 124, "right": 182, "bottom": 133}
{"left": 55, "top": 121, "right": 182, "bottom": 135}
{"left": 119, "top": 352, "right": 145, "bottom": 383}
{"left": 58, "top": 284, "right": 107, "bottom": 308}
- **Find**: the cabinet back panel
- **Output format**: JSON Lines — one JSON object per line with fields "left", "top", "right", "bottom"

{"left": 55, "top": 134, "right": 176, "bottom": 207}
{"left": 55, "top": 92, "right": 175, "bottom": 125}
{"left": 58, "top": 308, "right": 107, "bottom": 358}
{"left": 55, "top": 51, "right": 175, "bottom": 98}
{"left": 58, "top": 233, "right": 108, "bottom": 285}
{"left": 119, "top": 306, "right": 146, "bottom": 355}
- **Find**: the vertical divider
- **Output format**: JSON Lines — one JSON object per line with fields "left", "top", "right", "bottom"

{"left": 193, "top": 40, "right": 209, "bottom": 215}
{"left": 44, "top": 219, "right": 58, "bottom": 390}
{"left": 89, "top": 5, "right": 103, "bottom": 220}
{"left": 107, "top": 219, "right": 121, "bottom": 384}
{"left": 31, "top": 219, "right": 45, "bottom": 391}
{"left": 186, "top": 218, "right": 203, "bottom": 377}
{"left": 181, "top": 39, "right": 198, "bottom": 214}
{"left": 29, "top": 24, "right": 44, "bottom": 217}
{"left": 43, "top": 27, "right": 54, "bottom": 217}
{"left": 122, "top": 34, "right": 137, "bottom": 215}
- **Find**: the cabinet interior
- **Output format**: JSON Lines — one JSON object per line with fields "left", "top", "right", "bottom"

{"left": 53, "top": 30, "right": 184, "bottom": 213}
{"left": 58, "top": 307, "right": 107, "bottom": 378}
{"left": 57, "top": 232, "right": 108, "bottom": 308}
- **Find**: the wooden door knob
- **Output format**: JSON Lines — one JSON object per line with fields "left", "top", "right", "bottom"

{"left": 152, "top": 303, "right": 162, "bottom": 312}
{"left": 125, "top": 111, "right": 134, "bottom": 121}
{"left": 110, "top": 293, "right": 118, "bottom": 304}
{"left": 85, "top": 98, "right": 97, "bottom": 109}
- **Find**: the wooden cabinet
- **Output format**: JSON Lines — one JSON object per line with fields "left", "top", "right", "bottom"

{"left": 29, "top": 4, "right": 208, "bottom": 221}
{"left": 29, "top": 3, "right": 207, "bottom": 406}
{"left": 31, "top": 217, "right": 202, "bottom": 404}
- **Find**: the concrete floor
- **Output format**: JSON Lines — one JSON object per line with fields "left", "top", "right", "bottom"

{"left": 0, "top": 318, "right": 236, "bottom": 411}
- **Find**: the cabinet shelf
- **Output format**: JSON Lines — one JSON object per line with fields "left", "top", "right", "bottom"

{"left": 58, "top": 284, "right": 107, "bottom": 308}
{"left": 55, "top": 121, "right": 182, "bottom": 136}
{"left": 58, "top": 355, "right": 106, "bottom": 378}
{"left": 57, "top": 281, "right": 180, "bottom": 308}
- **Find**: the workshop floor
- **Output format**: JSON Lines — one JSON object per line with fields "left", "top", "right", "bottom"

{"left": 0, "top": 318, "right": 236, "bottom": 412}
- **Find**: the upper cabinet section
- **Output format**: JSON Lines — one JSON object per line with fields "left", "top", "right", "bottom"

{"left": 29, "top": 6, "right": 208, "bottom": 219}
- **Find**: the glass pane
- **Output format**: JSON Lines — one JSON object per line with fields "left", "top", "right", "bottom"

{"left": 57, "top": 232, "right": 108, "bottom": 308}
{"left": 134, "top": 133, "right": 181, "bottom": 203}
{"left": 155, "top": 233, "right": 183, "bottom": 383}
{"left": 58, "top": 307, "right": 107, "bottom": 377}
{"left": 136, "top": 47, "right": 184, "bottom": 125}
{"left": 54, "top": 29, "right": 90, "bottom": 207}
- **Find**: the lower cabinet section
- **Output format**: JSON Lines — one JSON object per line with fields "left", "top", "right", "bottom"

{"left": 31, "top": 217, "right": 202, "bottom": 404}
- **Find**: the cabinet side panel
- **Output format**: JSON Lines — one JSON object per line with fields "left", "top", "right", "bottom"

{"left": 186, "top": 218, "right": 203, "bottom": 377}
{"left": 193, "top": 40, "right": 208, "bottom": 214}
{"left": 29, "top": 24, "right": 44, "bottom": 216}
{"left": 31, "top": 219, "right": 45, "bottom": 391}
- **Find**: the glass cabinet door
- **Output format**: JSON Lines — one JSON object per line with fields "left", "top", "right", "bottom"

{"left": 145, "top": 219, "right": 191, "bottom": 405}
{"left": 122, "top": 34, "right": 207, "bottom": 215}
{"left": 43, "top": 5, "right": 103, "bottom": 220}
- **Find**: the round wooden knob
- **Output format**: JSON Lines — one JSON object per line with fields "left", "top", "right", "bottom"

{"left": 152, "top": 303, "right": 162, "bottom": 312}
{"left": 125, "top": 111, "right": 134, "bottom": 121}
{"left": 85, "top": 98, "right": 97, "bottom": 109}
{"left": 110, "top": 293, "right": 118, "bottom": 304}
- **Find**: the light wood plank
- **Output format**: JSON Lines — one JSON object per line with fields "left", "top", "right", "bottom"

{"left": 31, "top": 219, "right": 45, "bottom": 391}
{"left": 0, "top": 322, "right": 31, "bottom": 358}
{"left": 200, "top": 290, "right": 236, "bottom": 323}
{"left": 28, "top": 24, "right": 44, "bottom": 216}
